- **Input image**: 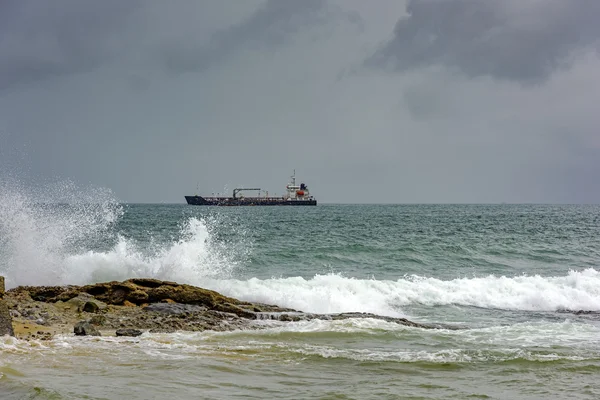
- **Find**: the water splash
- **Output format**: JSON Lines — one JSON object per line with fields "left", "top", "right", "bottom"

{"left": 0, "top": 178, "right": 123, "bottom": 287}
{"left": 0, "top": 179, "right": 246, "bottom": 288}
{"left": 65, "top": 215, "right": 245, "bottom": 285}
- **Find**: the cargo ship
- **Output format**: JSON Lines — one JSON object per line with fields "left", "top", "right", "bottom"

{"left": 185, "top": 171, "right": 317, "bottom": 206}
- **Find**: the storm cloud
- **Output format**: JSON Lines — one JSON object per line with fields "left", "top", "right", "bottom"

{"left": 163, "top": 0, "right": 335, "bottom": 74}
{"left": 0, "top": 0, "right": 141, "bottom": 91}
{"left": 368, "top": 0, "right": 600, "bottom": 82}
{"left": 0, "top": 0, "right": 599, "bottom": 203}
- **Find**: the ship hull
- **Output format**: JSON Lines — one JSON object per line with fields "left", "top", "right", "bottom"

{"left": 185, "top": 196, "right": 317, "bottom": 206}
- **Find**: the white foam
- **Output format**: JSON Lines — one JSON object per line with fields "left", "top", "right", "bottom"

{"left": 62, "top": 217, "right": 242, "bottom": 285}
{"left": 204, "top": 269, "right": 600, "bottom": 316}
{"left": 290, "top": 345, "right": 592, "bottom": 363}
{"left": 453, "top": 320, "right": 600, "bottom": 348}
{"left": 0, "top": 178, "right": 244, "bottom": 287}
{"left": 0, "top": 179, "right": 123, "bottom": 287}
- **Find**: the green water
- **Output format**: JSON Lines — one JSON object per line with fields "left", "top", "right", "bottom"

{"left": 1, "top": 204, "right": 600, "bottom": 399}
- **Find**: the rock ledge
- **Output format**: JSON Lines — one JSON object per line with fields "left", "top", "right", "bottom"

{"left": 3, "top": 278, "right": 451, "bottom": 339}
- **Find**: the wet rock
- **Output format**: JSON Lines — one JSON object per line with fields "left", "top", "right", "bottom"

{"left": 116, "top": 328, "right": 142, "bottom": 337}
{"left": 213, "top": 303, "right": 257, "bottom": 319}
{"left": 325, "top": 312, "right": 427, "bottom": 327}
{"left": 74, "top": 320, "right": 101, "bottom": 336}
{"left": 4, "top": 278, "right": 459, "bottom": 338}
{"left": 0, "top": 276, "right": 14, "bottom": 336}
{"left": 10, "top": 285, "right": 75, "bottom": 302}
{"left": 0, "top": 300, "right": 14, "bottom": 336}
{"left": 127, "top": 290, "right": 149, "bottom": 303}
{"left": 8, "top": 279, "right": 295, "bottom": 316}
{"left": 573, "top": 310, "right": 600, "bottom": 316}
{"left": 319, "top": 312, "right": 461, "bottom": 329}
{"left": 64, "top": 293, "right": 107, "bottom": 313}
{"left": 278, "top": 313, "right": 302, "bottom": 322}
{"left": 82, "top": 301, "right": 99, "bottom": 313}
{"left": 89, "top": 315, "right": 106, "bottom": 326}
{"left": 256, "top": 311, "right": 458, "bottom": 329}
{"left": 144, "top": 303, "right": 206, "bottom": 315}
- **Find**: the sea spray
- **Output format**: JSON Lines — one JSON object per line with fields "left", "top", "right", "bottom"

{"left": 0, "top": 178, "right": 123, "bottom": 287}
{"left": 64, "top": 215, "right": 248, "bottom": 285}
{"left": 0, "top": 178, "right": 250, "bottom": 287}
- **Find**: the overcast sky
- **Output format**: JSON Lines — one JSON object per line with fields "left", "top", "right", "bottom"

{"left": 1, "top": 0, "right": 599, "bottom": 204}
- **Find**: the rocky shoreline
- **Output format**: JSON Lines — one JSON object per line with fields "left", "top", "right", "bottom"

{"left": 1, "top": 277, "right": 455, "bottom": 340}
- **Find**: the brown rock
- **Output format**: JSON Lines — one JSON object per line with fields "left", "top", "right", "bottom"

{"left": 10, "top": 285, "right": 75, "bottom": 302}
{"left": 63, "top": 294, "right": 107, "bottom": 313}
{"left": 74, "top": 320, "right": 101, "bottom": 336}
{"left": 4, "top": 278, "right": 456, "bottom": 338}
{"left": 127, "top": 289, "right": 149, "bottom": 303}
{"left": 0, "top": 298, "right": 14, "bottom": 336}
{"left": 128, "top": 278, "right": 178, "bottom": 288}
{"left": 89, "top": 315, "right": 106, "bottom": 326}
{"left": 0, "top": 276, "right": 14, "bottom": 336}
{"left": 115, "top": 328, "right": 143, "bottom": 337}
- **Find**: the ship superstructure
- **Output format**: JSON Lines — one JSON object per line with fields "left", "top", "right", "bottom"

{"left": 185, "top": 171, "right": 317, "bottom": 206}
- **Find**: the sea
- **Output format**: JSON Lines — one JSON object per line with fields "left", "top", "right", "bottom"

{"left": 1, "top": 184, "right": 600, "bottom": 399}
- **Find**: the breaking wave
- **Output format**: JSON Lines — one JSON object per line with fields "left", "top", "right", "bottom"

{"left": 206, "top": 269, "right": 600, "bottom": 316}
{"left": 0, "top": 178, "right": 244, "bottom": 288}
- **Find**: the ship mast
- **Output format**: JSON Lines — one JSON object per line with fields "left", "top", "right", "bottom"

{"left": 286, "top": 170, "right": 299, "bottom": 200}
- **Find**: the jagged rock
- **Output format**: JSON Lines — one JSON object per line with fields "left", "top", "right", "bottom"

{"left": 82, "top": 301, "right": 99, "bottom": 313}
{"left": 127, "top": 289, "right": 149, "bottom": 303}
{"left": 144, "top": 303, "right": 207, "bottom": 315}
{"left": 63, "top": 293, "right": 107, "bottom": 313}
{"left": 255, "top": 311, "right": 459, "bottom": 329}
{"left": 10, "top": 285, "right": 75, "bottom": 302}
{"left": 7, "top": 279, "right": 294, "bottom": 317}
{"left": 116, "top": 328, "right": 142, "bottom": 337}
{"left": 213, "top": 303, "right": 257, "bottom": 319}
{"left": 0, "top": 276, "right": 14, "bottom": 336}
{"left": 0, "top": 300, "right": 14, "bottom": 336}
{"left": 74, "top": 320, "right": 101, "bottom": 336}
{"left": 276, "top": 313, "right": 302, "bottom": 322}
{"left": 4, "top": 278, "right": 458, "bottom": 338}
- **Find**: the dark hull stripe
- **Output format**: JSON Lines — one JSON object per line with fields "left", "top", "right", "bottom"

{"left": 185, "top": 196, "right": 317, "bottom": 206}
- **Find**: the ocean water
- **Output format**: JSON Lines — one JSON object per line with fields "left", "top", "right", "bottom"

{"left": 1, "top": 184, "right": 600, "bottom": 399}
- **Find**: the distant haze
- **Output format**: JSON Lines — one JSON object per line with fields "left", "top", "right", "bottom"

{"left": 1, "top": 0, "right": 599, "bottom": 203}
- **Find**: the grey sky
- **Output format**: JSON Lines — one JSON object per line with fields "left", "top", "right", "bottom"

{"left": 1, "top": 0, "right": 599, "bottom": 203}
{"left": 368, "top": 0, "right": 600, "bottom": 83}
